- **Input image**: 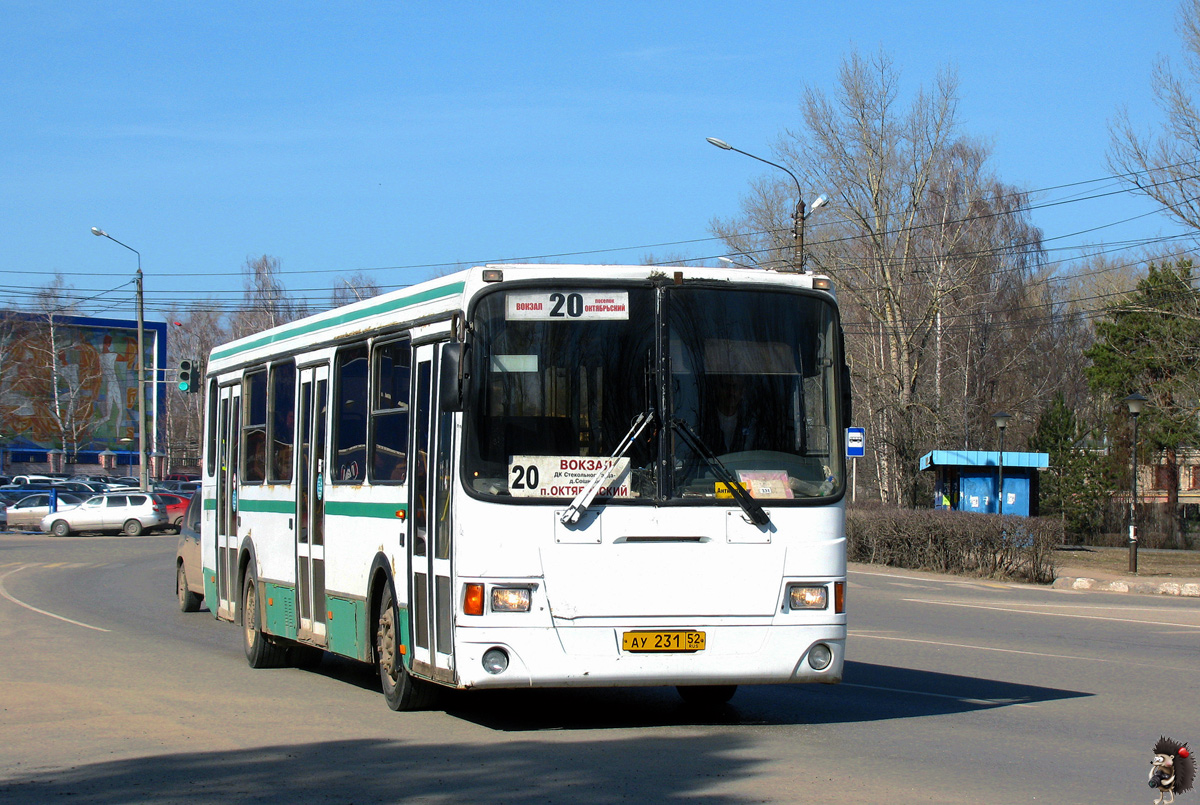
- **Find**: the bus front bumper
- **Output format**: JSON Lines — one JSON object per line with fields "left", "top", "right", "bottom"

{"left": 451, "top": 622, "right": 845, "bottom": 689}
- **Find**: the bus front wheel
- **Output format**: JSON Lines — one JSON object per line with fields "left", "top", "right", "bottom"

{"left": 377, "top": 585, "right": 436, "bottom": 711}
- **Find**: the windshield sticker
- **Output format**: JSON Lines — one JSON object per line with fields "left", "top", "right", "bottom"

{"left": 508, "top": 456, "right": 632, "bottom": 498}
{"left": 721, "top": 470, "right": 794, "bottom": 499}
{"left": 506, "top": 291, "right": 630, "bottom": 321}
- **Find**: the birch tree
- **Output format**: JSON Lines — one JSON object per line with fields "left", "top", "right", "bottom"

{"left": 712, "top": 49, "right": 1045, "bottom": 505}
{"left": 229, "top": 255, "right": 308, "bottom": 340}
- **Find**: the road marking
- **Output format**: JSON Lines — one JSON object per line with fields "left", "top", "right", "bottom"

{"left": 851, "top": 631, "right": 1195, "bottom": 672}
{"left": 902, "top": 598, "right": 1200, "bottom": 629}
{"left": 0, "top": 565, "right": 110, "bottom": 632}
{"left": 839, "top": 682, "right": 1036, "bottom": 708}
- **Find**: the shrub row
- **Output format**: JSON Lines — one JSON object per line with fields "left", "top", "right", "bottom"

{"left": 846, "top": 507, "right": 1060, "bottom": 584}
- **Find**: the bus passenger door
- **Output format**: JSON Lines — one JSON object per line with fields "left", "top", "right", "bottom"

{"left": 215, "top": 384, "right": 240, "bottom": 621}
{"left": 409, "top": 342, "right": 455, "bottom": 684}
{"left": 296, "top": 365, "right": 329, "bottom": 644}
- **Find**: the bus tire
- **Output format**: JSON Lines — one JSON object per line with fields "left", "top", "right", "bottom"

{"left": 676, "top": 685, "right": 737, "bottom": 706}
{"left": 177, "top": 563, "right": 202, "bottom": 612}
{"left": 51, "top": 520, "right": 71, "bottom": 537}
{"left": 242, "top": 570, "right": 285, "bottom": 668}
{"left": 122, "top": 519, "right": 143, "bottom": 536}
{"left": 377, "top": 585, "right": 436, "bottom": 711}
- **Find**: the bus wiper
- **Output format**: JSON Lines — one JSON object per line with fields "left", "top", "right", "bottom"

{"left": 559, "top": 409, "right": 655, "bottom": 526}
{"left": 669, "top": 417, "right": 770, "bottom": 527}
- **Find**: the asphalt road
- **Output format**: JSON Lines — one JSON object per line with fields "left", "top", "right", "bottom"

{"left": 1, "top": 532, "right": 1198, "bottom": 803}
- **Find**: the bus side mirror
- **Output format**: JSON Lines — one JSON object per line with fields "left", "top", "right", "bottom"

{"left": 439, "top": 342, "right": 468, "bottom": 412}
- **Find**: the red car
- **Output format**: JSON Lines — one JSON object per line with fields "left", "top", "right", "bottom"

{"left": 152, "top": 493, "right": 190, "bottom": 533}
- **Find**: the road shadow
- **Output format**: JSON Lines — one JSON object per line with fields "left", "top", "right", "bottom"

{"left": 442, "top": 660, "right": 1092, "bottom": 731}
{"left": 0, "top": 734, "right": 759, "bottom": 805}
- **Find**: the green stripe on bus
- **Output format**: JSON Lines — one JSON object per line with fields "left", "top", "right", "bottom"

{"left": 325, "top": 500, "right": 409, "bottom": 519}
{"left": 238, "top": 498, "right": 297, "bottom": 514}
{"left": 210, "top": 281, "right": 465, "bottom": 361}
{"left": 203, "top": 497, "right": 216, "bottom": 510}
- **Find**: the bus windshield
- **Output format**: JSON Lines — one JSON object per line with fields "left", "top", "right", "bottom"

{"left": 463, "top": 284, "right": 843, "bottom": 504}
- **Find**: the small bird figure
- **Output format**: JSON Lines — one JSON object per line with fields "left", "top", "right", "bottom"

{"left": 1150, "top": 736, "right": 1195, "bottom": 804}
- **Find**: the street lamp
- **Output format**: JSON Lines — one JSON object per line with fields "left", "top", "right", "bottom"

{"left": 706, "top": 137, "right": 827, "bottom": 272}
{"left": 992, "top": 412, "right": 1012, "bottom": 515}
{"left": 91, "top": 227, "right": 148, "bottom": 492}
{"left": 1123, "top": 392, "right": 1147, "bottom": 574}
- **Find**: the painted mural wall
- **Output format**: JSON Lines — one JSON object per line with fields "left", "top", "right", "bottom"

{"left": 0, "top": 314, "right": 167, "bottom": 452}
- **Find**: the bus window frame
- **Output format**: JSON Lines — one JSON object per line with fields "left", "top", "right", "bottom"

{"left": 241, "top": 369, "right": 268, "bottom": 485}
{"left": 267, "top": 360, "right": 297, "bottom": 484}
{"left": 368, "top": 335, "right": 411, "bottom": 485}
{"left": 332, "top": 343, "right": 369, "bottom": 485}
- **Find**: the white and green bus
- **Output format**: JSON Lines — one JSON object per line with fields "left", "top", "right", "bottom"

{"left": 201, "top": 264, "right": 849, "bottom": 709}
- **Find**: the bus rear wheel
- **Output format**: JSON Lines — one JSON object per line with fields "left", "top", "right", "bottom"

{"left": 242, "top": 570, "right": 285, "bottom": 668}
{"left": 377, "top": 585, "right": 436, "bottom": 711}
{"left": 677, "top": 685, "right": 737, "bottom": 706}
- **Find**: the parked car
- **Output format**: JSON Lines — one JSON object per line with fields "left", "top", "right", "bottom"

{"left": 175, "top": 491, "right": 204, "bottom": 611}
{"left": 6, "top": 492, "right": 84, "bottom": 530}
{"left": 0, "top": 489, "right": 36, "bottom": 505}
{"left": 0, "top": 500, "right": 7, "bottom": 530}
{"left": 10, "top": 475, "right": 54, "bottom": 486}
{"left": 164, "top": 473, "right": 200, "bottom": 482}
{"left": 153, "top": 492, "right": 190, "bottom": 532}
{"left": 49, "top": 481, "right": 100, "bottom": 493}
{"left": 40, "top": 492, "right": 169, "bottom": 536}
{"left": 157, "top": 480, "right": 201, "bottom": 495}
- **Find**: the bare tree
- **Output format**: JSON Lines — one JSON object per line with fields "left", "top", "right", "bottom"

{"left": 1110, "top": 0, "right": 1200, "bottom": 231}
{"left": 162, "top": 304, "right": 228, "bottom": 472}
{"left": 712, "top": 49, "right": 1047, "bottom": 505}
{"left": 229, "top": 255, "right": 308, "bottom": 340}
{"left": 331, "top": 271, "right": 382, "bottom": 307}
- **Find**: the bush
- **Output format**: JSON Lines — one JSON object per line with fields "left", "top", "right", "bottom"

{"left": 846, "top": 507, "right": 1060, "bottom": 584}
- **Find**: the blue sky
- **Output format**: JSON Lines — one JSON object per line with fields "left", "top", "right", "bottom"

{"left": 0, "top": 1, "right": 1192, "bottom": 322}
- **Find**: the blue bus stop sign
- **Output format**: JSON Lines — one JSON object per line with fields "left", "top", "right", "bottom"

{"left": 846, "top": 428, "right": 866, "bottom": 458}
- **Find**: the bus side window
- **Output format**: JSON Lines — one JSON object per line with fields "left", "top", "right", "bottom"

{"left": 243, "top": 370, "right": 267, "bottom": 484}
{"left": 333, "top": 345, "right": 369, "bottom": 482}
{"left": 370, "top": 338, "right": 410, "bottom": 484}
{"left": 268, "top": 361, "right": 296, "bottom": 483}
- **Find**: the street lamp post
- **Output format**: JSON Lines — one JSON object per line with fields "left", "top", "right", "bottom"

{"left": 91, "top": 227, "right": 148, "bottom": 492}
{"left": 1123, "top": 393, "right": 1147, "bottom": 574}
{"left": 992, "top": 412, "right": 1012, "bottom": 515}
{"left": 706, "top": 137, "right": 827, "bottom": 272}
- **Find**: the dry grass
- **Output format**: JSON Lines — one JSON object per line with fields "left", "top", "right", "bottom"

{"left": 1055, "top": 546, "right": 1200, "bottom": 578}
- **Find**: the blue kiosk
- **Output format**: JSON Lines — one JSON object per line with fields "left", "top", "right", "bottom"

{"left": 919, "top": 450, "right": 1050, "bottom": 517}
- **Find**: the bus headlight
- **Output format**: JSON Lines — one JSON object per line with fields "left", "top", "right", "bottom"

{"left": 788, "top": 584, "right": 828, "bottom": 610}
{"left": 808, "top": 643, "right": 833, "bottom": 671}
{"left": 482, "top": 647, "right": 509, "bottom": 674}
{"left": 491, "top": 587, "right": 532, "bottom": 612}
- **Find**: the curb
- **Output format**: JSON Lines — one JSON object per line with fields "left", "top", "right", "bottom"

{"left": 1052, "top": 575, "right": 1200, "bottom": 597}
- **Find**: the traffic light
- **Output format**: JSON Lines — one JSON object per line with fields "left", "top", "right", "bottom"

{"left": 178, "top": 359, "right": 198, "bottom": 393}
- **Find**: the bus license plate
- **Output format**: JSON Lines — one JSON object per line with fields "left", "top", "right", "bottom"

{"left": 622, "top": 630, "right": 706, "bottom": 653}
